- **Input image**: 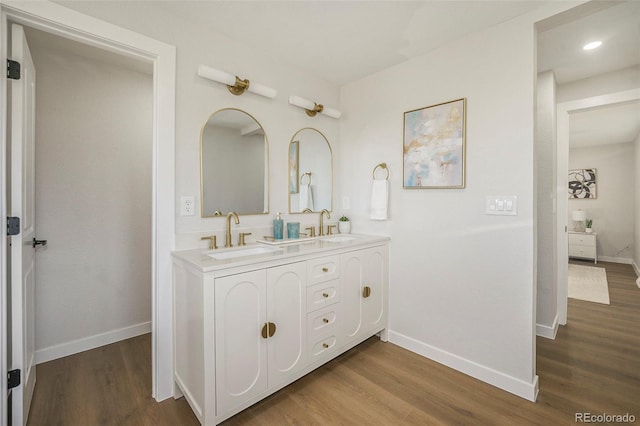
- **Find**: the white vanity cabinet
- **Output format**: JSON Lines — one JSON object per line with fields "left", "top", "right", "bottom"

{"left": 172, "top": 236, "right": 389, "bottom": 425}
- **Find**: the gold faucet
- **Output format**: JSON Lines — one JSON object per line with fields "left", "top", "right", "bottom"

{"left": 225, "top": 212, "right": 239, "bottom": 248}
{"left": 319, "top": 209, "right": 331, "bottom": 236}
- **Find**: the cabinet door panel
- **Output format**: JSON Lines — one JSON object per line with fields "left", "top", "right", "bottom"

{"left": 363, "top": 248, "right": 387, "bottom": 330}
{"left": 341, "top": 253, "right": 364, "bottom": 341}
{"left": 267, "top": 262, "right": 307, "bottom": 387}
{"left": 215, "top": 270, "right": 267, "bottom": 415}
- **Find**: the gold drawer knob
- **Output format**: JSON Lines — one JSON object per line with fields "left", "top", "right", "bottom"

{"left": 322, "top": 293, "right": 329, "bottom": 298}
{"left": 322, "top": 267, "right": 329, "bottom": 272}
{"left": 362, "top": 286, "right": 372, "bottom": 298}
{"left": 322, "top": 343, "right": 329, "bottom": 349}
{"left": 323, "top": 318, "right": 329, "bottom": 323}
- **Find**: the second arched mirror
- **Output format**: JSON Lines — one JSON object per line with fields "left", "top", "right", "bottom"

{"left": 288, "top": 128, "right": 332, "bottom": 213}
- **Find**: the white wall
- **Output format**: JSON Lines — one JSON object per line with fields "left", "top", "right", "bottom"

{"left": 29, "top": 32, "right": 153, "bottom": 358}
{"left": 635, "top": 132, "right": 640, "bottom": 277}
{"left": 535, "top": 71, "right": 558, "bottom": 336}
{"left": 338, "top": 3, "right": 581, "bottom": 399}
{"left": 568, "top": 143, "right": 635, "bottom": 261}
{"left": 55, "top": 1, "right": 341, "bottom": 249}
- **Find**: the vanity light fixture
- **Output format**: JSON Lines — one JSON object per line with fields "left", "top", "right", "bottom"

{"left": 289, "top": 95, "right": 342, "bottom": 119}
{"left": 197, "top": 65, "right": 277, "bottom": 99}
{"left": 583, "top": 41, "right": 602, "bottom": 51}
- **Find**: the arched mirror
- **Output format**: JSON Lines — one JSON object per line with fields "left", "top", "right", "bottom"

{"left": 288, "top": 128, "right": 332, "bottom": 213}
{"left": 200, "top": 108, "right": 269, "bottom": 216}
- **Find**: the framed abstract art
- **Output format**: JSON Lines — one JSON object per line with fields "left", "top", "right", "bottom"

{"left": 403, "top": 98, "right": 466, "bottom": 189}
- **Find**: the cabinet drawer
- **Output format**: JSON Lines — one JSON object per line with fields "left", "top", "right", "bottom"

{"left": 307, "top": 255, "right": 339, "bottom": 285}
{"left": 307, "top": 304, "right": 339, "bottom": 341}
{"left": 569, "top": 245, "right": 596, "bottom": 258}
{"left": 568, "top": 234, "right": 595, "bottom": 247}
{"left": 308, "top": 334, "right": 338, "bottom": 361}
{"left": 307, "top": 280, "right": 340, "bottom": 312}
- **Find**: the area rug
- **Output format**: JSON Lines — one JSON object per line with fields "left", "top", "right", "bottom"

{"left": 568, "top": 264, "right": 610, "bottom": 304}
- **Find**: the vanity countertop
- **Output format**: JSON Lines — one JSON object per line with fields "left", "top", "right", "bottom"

{"left": 172, "top": 233, "right": 390, "bottom": 273}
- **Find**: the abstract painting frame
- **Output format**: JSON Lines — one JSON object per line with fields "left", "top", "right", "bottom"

{"left": 568, "top": 168, "right": 597, "bottom": 199}
{"left": 403, "top": 98, "right": 466, "bottom": 189}
{"left": 289, "top": 140, "right": 299, "bottom": 194}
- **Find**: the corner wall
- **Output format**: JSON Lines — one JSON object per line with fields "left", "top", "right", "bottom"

{"left": 635, "top": 133, "right": 640, "bottom": 279}
{"left": 535, "top": 71, "right": 558, "bottom": 338}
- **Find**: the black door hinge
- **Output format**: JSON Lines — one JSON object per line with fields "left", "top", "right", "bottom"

{"left": 7, "top": 59, "right": 20, "bottom": 80}
{"left": 7, "top": 217, "right": 20, "bottom": 236}
{"left": 7, "top": 369, "right": 20, "bottom": 389}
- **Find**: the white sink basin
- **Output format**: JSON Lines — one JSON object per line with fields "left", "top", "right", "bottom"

{"left": 321, "top": 235, "right": 357, "bottom": 243}
{"left": 208, "top": 246, "right": 283, "bottom": 260}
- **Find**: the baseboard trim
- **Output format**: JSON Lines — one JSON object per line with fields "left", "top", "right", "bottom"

{"left": 598, "top": 256, "right": 633, "bottom": 265}
{"left": 388, "top": 331, "right": 538, "bottom": 402}
{"left": 632, "top": 260, "right": 639, "bottom": 282}
{"left": 536, "top": 314, "right": 558, "bottom": 340}
{"left": 35, "top": 321, "right": 152, "bottom": 364}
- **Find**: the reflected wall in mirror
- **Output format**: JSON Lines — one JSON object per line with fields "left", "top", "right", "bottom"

{"left": 200, "top": 108, "right": 269, "bottom": 217}
{"left": 288, "top": 128, "right": 332, "bottom": 213}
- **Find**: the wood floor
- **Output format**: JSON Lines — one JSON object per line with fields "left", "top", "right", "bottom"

{"left": 28, "top": 260, "right": 639, "bottom": 425}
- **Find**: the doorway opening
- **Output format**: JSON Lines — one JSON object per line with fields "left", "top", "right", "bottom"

{"left": 1, "top": 2, "right": 176, "bottom": 424}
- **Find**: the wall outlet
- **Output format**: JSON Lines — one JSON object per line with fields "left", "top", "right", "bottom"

{"left": 181, "top": 196, "right": 195, "bottom": 216}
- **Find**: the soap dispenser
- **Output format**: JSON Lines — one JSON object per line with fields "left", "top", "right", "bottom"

{"left": 273, "top": 212, "right": 284, "bottom": 240}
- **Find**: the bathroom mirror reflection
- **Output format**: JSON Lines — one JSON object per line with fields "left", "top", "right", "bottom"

{"left": 288, "top": 128, "right": 332, "bottom": 213}
{"left": 200, "top": 108, "right": 269, "bottom": 217}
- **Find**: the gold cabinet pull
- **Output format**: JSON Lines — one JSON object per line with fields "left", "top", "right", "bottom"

{"left": 362, "top": 286, "right": 372, "bottom": 298}
{"left": 323, "top": 318, "right": 329, "bottom": 323}
{"left": 322, "top": 293, "right": 329, "bottom": 298}
{"left": 322, "top": 343, "right": 329, "bottom": 349}
{"left": 261, "top": 323, "right": 268, "bottom": 339}
{"left": 268, "top": 322, "right": 277, "bottom": 338}
{"left": 322, "top": 267, "right": 329, "bottom": 272}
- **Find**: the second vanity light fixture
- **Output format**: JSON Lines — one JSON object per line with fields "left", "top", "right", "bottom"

{"left": 197, "top": 65, "right": 277, "bottom": 99}
{"left": 289, "top": 95, "right": 342, "bottom": 119}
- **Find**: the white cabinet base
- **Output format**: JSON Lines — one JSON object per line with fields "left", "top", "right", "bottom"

{"left": 173, "top": 239, "right": 389, "bottom": 425}
{"left": 568, "top": 232, "right": 597, "bottom": 264}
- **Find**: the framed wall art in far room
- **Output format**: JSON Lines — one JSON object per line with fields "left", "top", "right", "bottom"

{"left": 568, "top": 168, "right": 597, "bottom": 199}
{"left": 403, "top": 98, "right": 466, "bottom": 189}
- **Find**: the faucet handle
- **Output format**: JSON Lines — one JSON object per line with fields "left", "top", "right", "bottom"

{"left": 200, "top": 235, "right": 218, "bottom": 250}
{"left": 327, "top": 225, "right": 337, "bottom": 235}
{"left": 238, "top": 232, "right": 252, "bottom": 246}
{"left": 305, "top": 226, "right": 316, "bottom": 238}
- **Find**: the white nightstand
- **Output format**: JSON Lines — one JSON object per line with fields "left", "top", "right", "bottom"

{"left": 568, "top": 231, "right": 597, "bottom": 264}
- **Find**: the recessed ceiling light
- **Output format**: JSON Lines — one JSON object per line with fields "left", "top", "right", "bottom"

{"left": 583, "top": 41, "right": 602, "bottom": 50}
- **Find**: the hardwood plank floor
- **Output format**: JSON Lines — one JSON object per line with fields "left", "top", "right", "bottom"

{"left": 28, "top": 260, "right": 639, "bottom": 425}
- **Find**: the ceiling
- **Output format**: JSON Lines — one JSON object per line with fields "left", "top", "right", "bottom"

{"left": 158, "top": 0, "right": 545, "bottom": 86}
{"left": 537, "top": 1, "right": 640, "bottom": 148}
{"left": 537, "top": 1, "right": 640, "bottom": 85}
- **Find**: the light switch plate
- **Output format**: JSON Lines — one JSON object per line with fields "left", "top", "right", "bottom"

{"left": 486, "top": 196, "right": 517, "bottom": 216}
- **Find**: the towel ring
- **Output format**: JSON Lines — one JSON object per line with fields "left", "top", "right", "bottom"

{"left": 300, "top": 172, "right": 312, "bottom": 185}
{"left": 373, "top": 163, "right": 389, "bottom": 180}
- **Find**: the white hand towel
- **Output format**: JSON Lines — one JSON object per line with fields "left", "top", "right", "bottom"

{"left": 300, "top": 183, "right": 314, "bottom": 211}
{"left": 370, "top": 179, "right": 388, "bottom": 220}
